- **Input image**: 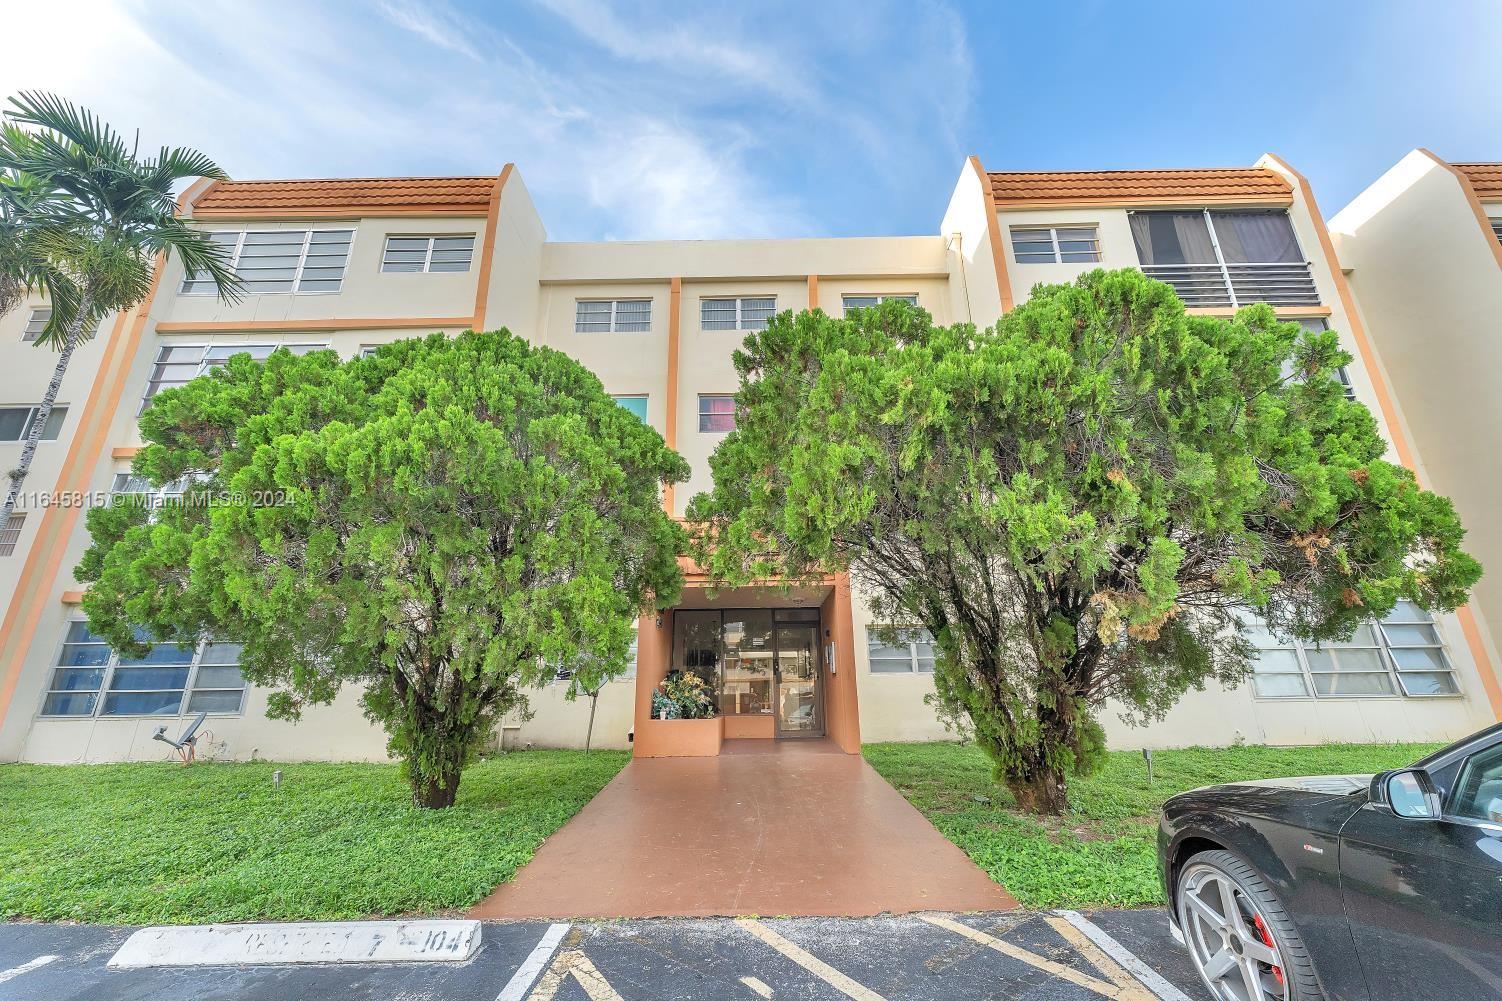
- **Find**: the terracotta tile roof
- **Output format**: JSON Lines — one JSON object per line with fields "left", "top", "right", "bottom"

{"left": 987, "top": 167, "right": 1292, "bottom": 205}
{"left": 191, "top": 175, "right": 500, "bottom": 218}
{"left": 1451, "top": 163, "right": 1502, "bottom": 199}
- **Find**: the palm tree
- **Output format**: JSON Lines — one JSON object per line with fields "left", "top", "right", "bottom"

{"left": 0, "top": 155, "right": 78, "bottom": 324}
{"left": 0, "top": 92, "right": 241, "bottom": 525}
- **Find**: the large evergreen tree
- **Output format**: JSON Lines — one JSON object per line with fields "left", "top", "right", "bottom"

{"left": 79, "top": 331, "right": 688, "bottom": 807}
{"left": 687, "top": 269, "right": 1479, "bottom": 813}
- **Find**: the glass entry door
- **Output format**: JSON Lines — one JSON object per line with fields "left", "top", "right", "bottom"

{"left": 774, "top": 623, "right": 822, "bottom": 736}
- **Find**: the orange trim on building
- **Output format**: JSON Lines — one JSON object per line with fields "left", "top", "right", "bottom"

{"left": 806, "top": 274, "right": 820, "bottom": 311}
{"left": 1455, "top": 605, "right": 1502, "bottom": 721}
{"left": 110, "top": 447, "right": 139, "bottom": 460}
{"left": 1418, "top": 150, "right": 1502, "bottom": 272}
{"left": 59, "top": 591, "right": 84, "bottom": 605}
{"left": 662, "top": 277, "right": 683, "bottom": 516}
{"left": 1449, "top": 161, "right": 1502, "bottom": 200}
{"left": 471, "top": 166, "right": 513, "bottom": 330}
{"left": 0, "top": 258, "right": 166, "bottom": 735}
{"left": 154, "top": 317, "right": 475, "bottom": 335}
{"left": 1264, "top": 152, "right": 1502, "bottom": 721}
{"left": 822, "top": 572, "right": 862, "bottom": 753}
{"left": 176, "top": 177, "right": 217, "bottom": 219}
{"left": 970, "top": 156, "right": 1015, "bottom": 314}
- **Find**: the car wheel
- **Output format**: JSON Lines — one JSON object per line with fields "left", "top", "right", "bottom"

{"left": 1176, "top": 849, "right": 1322, "bottom": 1001}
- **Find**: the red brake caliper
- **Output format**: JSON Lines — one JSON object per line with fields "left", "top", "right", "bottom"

{"left": 1252, "top": 914, "right": 1285, "bottom": 987}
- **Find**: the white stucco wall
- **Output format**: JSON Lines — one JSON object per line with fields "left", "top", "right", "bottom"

{"left": 5, "top": 159, "right": 1493, "bottom": 766}
{"left": 1332, "top": 151, "right": 1502, "bottom": 693}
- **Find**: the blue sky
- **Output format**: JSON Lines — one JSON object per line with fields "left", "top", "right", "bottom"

{"left": 4, "top": 0, "right": 1499, "bottom": 241}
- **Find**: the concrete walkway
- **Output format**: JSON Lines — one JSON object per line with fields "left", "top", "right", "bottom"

{"left": 471, "top": 739, "right": 1018, "bottom": 920}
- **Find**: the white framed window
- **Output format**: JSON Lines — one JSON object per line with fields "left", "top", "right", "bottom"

{"left": 866, "top": 626, "right": 936, "bottom": 673}
{"left": 613, "top": 395, "right": 649, "bottom": 421}
{"left": 1491, "top": 219, "right": 1502, "bottom": 243}
{"left": 1012, "top": 226, "right": 1101, "bottom": 264}
{"left": 842, "top": 294, "right": 918, "bottom": 315}
{"left": 381, "top": 235, "right": 475, "bottom": 273}
{"left": 21, "top": 308, "right": 98, "bottom": 342}
{"left": 140, "top": 342, "right": 327, "bottom": 411}
{"left": 180, "top": 228, "right": 355, "bottom": 295}
{"left": 110, "top": 472, "right": 197, "bottom": 516}
{"left": 576, "top": 299, "right": 652, "bottom": 333}
{"left": 0, "top": 406, "right": 68, "bottom": 442}
{"left": 40, "top": 620, "right": 247, "bottom": 718}
{"left": 698, "top": 395, "right": 737, "bottom": 433}
{"left": 701, "top": 296, "right": 775, "bottom": 331}
{"left": 0, "top": 513, "right": 24, "bottom": 557}
{"left": 1294, "top": 318, "right": 1356, "bottom": 401}
{"left": 23, "top": 308, "right": 49, "bottom": 343}
{"left": 1247, "top": 600, "right": 1460, "bottom": 699}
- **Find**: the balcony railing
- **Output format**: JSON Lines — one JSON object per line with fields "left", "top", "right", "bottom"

{"left": 1142, "top": 262, "right": 1320, "bottom": 309}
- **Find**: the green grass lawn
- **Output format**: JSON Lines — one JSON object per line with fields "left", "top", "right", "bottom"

{"left": 864, "top": 740, "right": 1442, "bottom": 910}
{"left": 0, "top": 750, "right": 627, "bottom": 925}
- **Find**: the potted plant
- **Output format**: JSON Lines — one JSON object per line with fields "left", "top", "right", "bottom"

{"left": 641, "top": 669, "right": 723, "bottom": 756}
{"left": 652, "top": 670, "right": 716, "bottom": 720}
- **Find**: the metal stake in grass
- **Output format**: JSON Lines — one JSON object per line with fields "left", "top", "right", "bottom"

{"left": 1142, "top": 748, "right": 1154, "bottom": 785}
{"left": 273, "top": 770, "right": 283, "bottom": 792}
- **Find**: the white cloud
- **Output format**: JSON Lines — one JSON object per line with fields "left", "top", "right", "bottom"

{"left": 532, "top": 0, "right": 820, "bottom": 107}
{"left": 376, "top": 0, "right": 491, "bottom": 62}
{"left": 0, "top": 0, "right": 975, "bottom": 240}
{"left": 584, "top": 119, "right": 808, "bottom": 240}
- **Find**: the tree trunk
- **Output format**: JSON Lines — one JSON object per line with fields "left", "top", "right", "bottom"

{"left": 1005, "top": 764, "right": 1069, "bottom": 815}
{"left": 2, "top": 294, "right": 92, "bottom": 526}
{"left": 584, "top": 688, "right": 599, "bottom": 753}
{"left": 412, "top": 767, "right": 462, "bottom": 809}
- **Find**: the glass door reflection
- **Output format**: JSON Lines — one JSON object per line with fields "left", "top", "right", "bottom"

{"left": 775, "top": 623, "right": 822, "bottom": 736}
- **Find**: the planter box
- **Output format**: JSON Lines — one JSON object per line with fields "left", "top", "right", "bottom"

{"left": 634, "top": 715, "right": 724, "bottom": 757}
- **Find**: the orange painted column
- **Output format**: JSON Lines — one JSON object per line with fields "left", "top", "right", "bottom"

{"left": 806, "top": 274, "right": 820, "bottom": 311}
{"left": 632, "top": 608, "right": 671, "bottom": 755}
{"left": 970, "top": 155, "right": 1014, "bottom": 313}
{"left": 661, "top": 276, "right": 682, "bottom": 516}
{"left": 470, "top": 165, "right": 512, "bottom": 331}
{"left": 821, "top": 573, "right": 862, "bottom": 754}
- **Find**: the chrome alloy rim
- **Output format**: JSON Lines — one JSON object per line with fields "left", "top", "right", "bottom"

{"left": 1180, "top": 863, "right": 1289, "bottom": 1001}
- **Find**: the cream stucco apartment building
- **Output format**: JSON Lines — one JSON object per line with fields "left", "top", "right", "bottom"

{"left": 1330, "top": 153, "right": 1502, "bottom": 744}
{"left": 0, "top": 155, "right": 1497, "bottom": 765}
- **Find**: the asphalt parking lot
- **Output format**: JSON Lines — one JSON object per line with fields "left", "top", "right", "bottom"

{"left": 0, "top": 909, "right": 1209, "bottom": 1000}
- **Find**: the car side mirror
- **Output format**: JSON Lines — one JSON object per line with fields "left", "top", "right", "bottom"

{"left": 1371, "top": 768, "right": 1441, "bottom": 820}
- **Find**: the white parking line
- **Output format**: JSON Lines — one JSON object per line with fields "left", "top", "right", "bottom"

{"left": 1053, "top": 911, "right": 1194, "bottom": 1001}
{"left": 919, "top": 914, "right": 1128, "bottom": 997}
{"left": 736, "top": 919, "right": 887, "bottom": 1001}
{"left": 0, "top": 955, "right": 59, "bottom": 985}
{"left": 496, "top": 923, "right": 570, "bottom": 1001}
{"left": 528, "top": 950, "right": 624, "bottom": 1001}
{"left": 740, "top": 974, "right": 774, "bottom": 998}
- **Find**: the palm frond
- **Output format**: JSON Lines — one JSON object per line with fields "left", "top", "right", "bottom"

{"left": 6, "top": 91, "right": 128, "bottom": 163}
{"left": 148, "top": 147, "right": 228, "bottom": 185}
{"left": 150, "top": 221, "right": 244, "bottom": 304}
{"left": 1, "top": 92, "right": 240, "bottom": 307}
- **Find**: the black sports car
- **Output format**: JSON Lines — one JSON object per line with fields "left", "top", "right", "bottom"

{"left": 1158, "top": 722, "right": 1502, "bottom": 1001}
